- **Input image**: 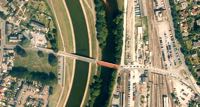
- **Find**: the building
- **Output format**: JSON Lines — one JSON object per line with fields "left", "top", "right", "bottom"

{"left": 180, "top": 2, "right": 188, "bottom": 10}
{"left": 8, "top": 34, "right": 21, "bottom": 43}
{"left": 31, "top": 31, "right": 47, "bottom": 48}
{"left": 196, "top": 19, "right": 200, "bottom": 26}
{"left": 193, "top": 41, "right": 200, "bottom": 48}
{"left": 163, "top": 95, "right": 169, "bottom": 107}
{"left": 30, "top": 20, "right": 47, "bottom": 32}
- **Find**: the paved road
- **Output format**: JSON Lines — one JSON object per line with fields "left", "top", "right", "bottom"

{"left": 0, "top": 19, "right": 6, "bottom": 71}
{"left": 35, "top": 46, "right": 200, "bottom": 95}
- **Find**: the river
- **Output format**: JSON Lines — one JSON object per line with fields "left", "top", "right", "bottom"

{"left": 64, "top": 0, "right": 90, "bottom": 107}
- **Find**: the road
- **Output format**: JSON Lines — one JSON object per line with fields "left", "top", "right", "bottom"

{"left": 0, "top": 19, "right": 6, "bottom": 71}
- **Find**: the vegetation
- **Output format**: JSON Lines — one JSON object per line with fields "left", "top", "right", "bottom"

{"left": 46, "top": 0, "right": 75, "bottom": 52}
{"left": 188, "top": 99, "right": 200, "bottom": 107}
{"left": 88, "top": 0, "right": 124, "bottom": 106}
{"left": 14, "top": 49, "right": 57, "bottom": 73}
{"left": 37, "top": 50, "right": 44, "bottom": 57}
{"left": 9, "top": 67, "right": 57, "bottom": 85}
{"left": 14, "top": 45, "right": 27, "bottom": 57}
{"left": 19, "top": 36, "right": 30, "bottom": 47}
{"left": 94, "top": 0, "right": 108, "bottom": 48}
{"left": 169, "top": 0, "right": 200, "bottom": 83}
{"left": 47, "top": 29, "right": 58, "bottom": 52}
{"left": 48, "top": 53, "right": 58, "bottom": 66}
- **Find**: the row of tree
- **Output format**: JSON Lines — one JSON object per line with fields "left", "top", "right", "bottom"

{"left": 88, "top": 0, "right": 124, "bottom": 106}
{"left": 94, "top": 0, "right": 108, "bottom": 49}
{"left": 47, "top": 28, "right": 58, "bottom": 52}
{"left": 9, "top": 67, "right": 57, "bottom": 85}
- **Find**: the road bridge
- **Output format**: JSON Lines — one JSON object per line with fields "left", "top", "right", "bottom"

{"left": 36, "top": 47, "right": 191, "bottom": 85}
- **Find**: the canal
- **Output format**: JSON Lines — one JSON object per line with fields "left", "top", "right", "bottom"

{"left": 64, "top": 0, "right": 90, "bottom": 107}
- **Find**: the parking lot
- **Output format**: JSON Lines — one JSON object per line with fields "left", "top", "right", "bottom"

{"left": 156, "top": 11, "right": 181, "bottom": 70}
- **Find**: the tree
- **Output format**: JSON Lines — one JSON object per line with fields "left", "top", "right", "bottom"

{"left": 14, "top": 45, "right": 27, "bottom": 57}
{"left": 19, "top": 36, "right": 30, "bottom": 47}
{"left": 37, "top": 50, "right": 44, "bottom": 57}
{"left": 48, "top": 53, "right": 58, "bottom": 66}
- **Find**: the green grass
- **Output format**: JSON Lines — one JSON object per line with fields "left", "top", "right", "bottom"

{"left": 117, "top": 0, "right": 124, "bottom": 11}
{"left": 135, "top": 16, "right": 142, "bottom": 27}
{"left": 142, "top": 16, "right": 148, "bottom": 40}
{"left": 185, "top": 40, "right": 192, "bottom": 50}
{"left": 82, "top": 1, "right": 98, "bottom": 58}
{"left": 56, "top": 58, "right": 74, "bottom": 107}
{"left": 47, "top": 0, "right": 74, "bottom": 52}
{"left": 14, "top": 49, "right": 57, "bottom": 73}
{"left": 48, "top": 84, "right": 62, "bottom": 107}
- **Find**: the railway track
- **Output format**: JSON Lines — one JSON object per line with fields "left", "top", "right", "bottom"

{"left": 164, "top": 75, "right": 174, "bottom": 107}
{"left": 146, "top": 0, "right": 162, "bottom": 68}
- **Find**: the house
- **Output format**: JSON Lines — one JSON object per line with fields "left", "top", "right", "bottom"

{"left": 193, "top": 41, "right": 200, "bottom": 48}
{"left": 180, "top": 21, "right": 189, "bottom": 36}
{"left": 196, "top": 19, "right": 200, "bottom": 26}
{"left": 8, "top": 34, "right": 21, "bottom": 43}
{"left": 191, "top": 5, "right": 200, "bottom": 16}
{"left": 180, "top": 2, "right": 188, "bottom": 10}
{"left": 0, "top": 0, "right": 8, "bottom": 7}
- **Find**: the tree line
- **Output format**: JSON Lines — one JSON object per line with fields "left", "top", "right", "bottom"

{"left": 9, "top": 67, "right": 57, "bottom": 86}
{"left": 88, "top": 0, "right": 124, "bottom": 106}
{"left": 169, "top": 1, "right": 200, "bottom": 84}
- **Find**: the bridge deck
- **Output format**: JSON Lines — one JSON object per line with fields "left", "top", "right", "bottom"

{"left": 97, "top": 61, "right": 119, "bottom": 69}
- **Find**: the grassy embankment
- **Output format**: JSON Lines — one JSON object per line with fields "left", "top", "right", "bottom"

{"left": 81, "top": 0, "right": 99, "bottom": 106}
{"left": 46, "top": 0, "right": 75, "bottom": 107}
{"left": 64, "top": 0, "right": 90, "bottom": 107}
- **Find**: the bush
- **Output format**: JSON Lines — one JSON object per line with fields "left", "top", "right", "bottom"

{"left": 14, "top": 45, "right": 27, "bottom": 57}
{"left": 37, "top": 50, "right": 44, "bottom": 57}
{"left": 48, "top": 53, "right": 58, "bottom": 66}
{"left": 19, "top": 36, "right": 30, "bottom": 47}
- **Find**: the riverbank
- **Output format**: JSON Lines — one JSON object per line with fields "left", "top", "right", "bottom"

{"left": 46, "top": 0, "right": 76, "bottom": 107}
{"left": 88, "top": 0, "right": 124, "bottom": 106}
{"left": 64, "top": 0, "right": 91, "bottom": 107}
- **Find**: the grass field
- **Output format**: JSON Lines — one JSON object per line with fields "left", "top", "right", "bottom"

{"left": 135, "top": 16, "right": 142, "bottom": 27}
{"left": 142, "top": 16, "right": 148, "bottom": 40}
{"left": 14, "top": 49, "right": 57, "bottom": 73}
{"left": 56, "top": 58, "right": 74, "bottom": 107}
{"left": 48, "top": 84, "right": 62, "bottom": 107}
{"left": 47, "top": 0, "right": 74, "bottom": 53}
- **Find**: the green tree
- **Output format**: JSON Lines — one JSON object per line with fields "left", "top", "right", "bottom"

{"left": 37, "top": 50, "right": 44, "bottom": 57}
{"left": 14, "top": 45, "right": 27, "bottom": 57}
{"left": 48, "top": 53, "right": 58, "bottom": 66}
{"left": 19, "top": 37, "right": 30, "bottom": 47}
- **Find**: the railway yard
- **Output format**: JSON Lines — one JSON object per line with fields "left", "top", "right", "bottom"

{"left": 111, "top": 0, "right": 199, "bottom": 106}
